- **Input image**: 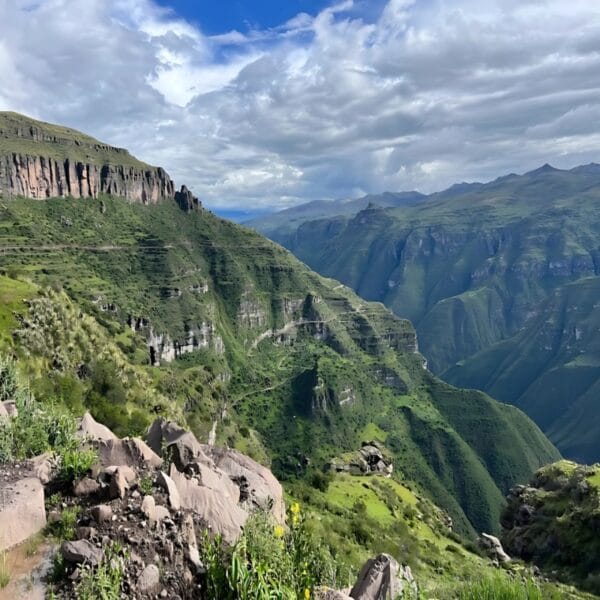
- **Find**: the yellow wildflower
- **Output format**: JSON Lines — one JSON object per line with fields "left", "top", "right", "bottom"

{"left": 304, "top": 588, "right": 311, "bottom": 600}
{"left": 291, "top": 502, "right": 301, "bottom": 515}
{"left": 274, "top": 525, "right": 285, "bottom": 538}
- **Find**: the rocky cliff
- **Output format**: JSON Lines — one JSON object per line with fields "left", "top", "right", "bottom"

{"left": 0, "top": 112, "right": 174, "bottom": 203}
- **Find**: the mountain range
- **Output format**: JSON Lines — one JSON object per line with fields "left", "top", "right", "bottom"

{"left": 249, "top": 163, "right": 600, "bottom": 463}
{"left": 5, "top": 112, "right": 600, "bottom": 597}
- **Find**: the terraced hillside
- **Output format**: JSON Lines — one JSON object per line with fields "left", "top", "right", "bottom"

{"left": 0, "top": 113, "right": 559, "bottom": 545}
{"left": 251, "top": 165, "right": 600, "bottom": 462}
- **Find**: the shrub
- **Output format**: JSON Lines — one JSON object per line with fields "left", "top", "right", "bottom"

{"left": 76, "top": 543, "right": 127, "bottom": 600}
{"left": 58, "top": 447, "right": 97, "bottom": 484}
{"left": 202, "top": 503, "right": 337, "bottom": 599}
{"left": 47, "top": 506, "right": 80, "bottom": 541}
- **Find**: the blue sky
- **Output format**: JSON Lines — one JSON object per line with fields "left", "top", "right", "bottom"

{"left": 155, "top": 1, "right": 334, "bottom": 35}
{"left": 2, "top": 0, "right": 600, "bottom": 216}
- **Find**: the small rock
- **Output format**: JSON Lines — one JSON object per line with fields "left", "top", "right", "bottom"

{"left": 91, "top": 504, "right": 113, "bottom": 524}
{"left": 73, "top": 477, "right": 101, "bottom": 497}
{"left": 76, "top": 526, "right": 97, "bottom": 540}
{"left": 137, "top": 564, "right": 160, "bottom": 593}
{"left": 61, "top": 540, "right": 104, "bottom": 566}
{"left": 157, "top": 471, "right": 181, "bottom": 510}
{"left": 109, "top": 467, "right": 129, "bottom": 500}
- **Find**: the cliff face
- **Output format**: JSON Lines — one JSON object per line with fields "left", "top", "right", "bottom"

{"left": 0, "top": 154, "right": 174, "bottom": 203}
{"left": 0, "top": 112, "right": 174, "bottom": 203}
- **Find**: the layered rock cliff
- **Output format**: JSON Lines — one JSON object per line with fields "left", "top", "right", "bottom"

{"left": 0, "top": 112, "right": 174, "bottom": 203}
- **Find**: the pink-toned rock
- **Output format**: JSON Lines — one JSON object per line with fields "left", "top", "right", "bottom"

{"left": 73, "top": 477, "right": 102, "bottom": 497}
{"left": 169, "top": 468, "right": 248, "bottom": 544}
{"left": 29, "top": 452, "right": 58, "bottom": 485}
{"left": 202, "top": 445, "right": 285, "bottom": 524}
{"left": 0, "top": 477, "right": 47, "bottom": 551}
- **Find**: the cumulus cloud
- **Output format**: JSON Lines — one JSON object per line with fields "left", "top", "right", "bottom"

{"left": 1, "top": 0, "right": 600, "bottom": 210}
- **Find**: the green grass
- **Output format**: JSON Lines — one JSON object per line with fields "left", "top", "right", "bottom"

{"left": 0, "top": 111, "right": 151, "bottom": 168}
{"left": 0, "top": 552, "right": 10, "bottom": 589}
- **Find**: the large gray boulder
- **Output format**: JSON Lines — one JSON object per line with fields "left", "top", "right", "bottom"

{"left": 478, "top": 532, "right": 511, "bottom": 563}
{"left": 61, "top": 540, "right": 104, "bottom": 566}
{"left": 97, "top": 437, "right": 162, "bottom": 470}
{"left": 0, "top": 477, "right": 47, "bottom": 551}
{"left": 146, "top": 418, "right": 209, "bottom": 471}
{"left": 350, "top": 554, "right": 417, "bottom": 600}
{"left": 201, "top": 445, "right": 285, "bottom": 524}
{"left": 77, "top": 412, "right": 117, "bottom": 442}
{"left": 169, "top": 466, "right": 248, "bottom": 544}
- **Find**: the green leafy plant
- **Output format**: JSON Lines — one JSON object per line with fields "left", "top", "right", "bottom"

{"left": 76, "top": 543, "right": 127, "bottom": 600}
{"left": 47, "top": 506, "right": 80, "bottom": 541}
{"left": 202, "top": 503, "right": 336, "bottom": 599}
{"left": 57, "top": 447, "right": 97, "bottom": 484}
{"left": 456, "top": 573, "right": 562, "bottom": 600}
{"left": 138, "top": 475, "right": 154, "bottom": 496}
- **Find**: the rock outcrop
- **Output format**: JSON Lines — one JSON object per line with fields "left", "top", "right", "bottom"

{"left": 349, "top": 553, "right": 417, "bottom": 600}
{"left": 0, "top": 154, "right": 174, "bottom": 203}
{"left": 0, "top": 112, "right": 175, "bottom": 203}
{"left": 174, "top": 185, "right": 201, "bottom": 212}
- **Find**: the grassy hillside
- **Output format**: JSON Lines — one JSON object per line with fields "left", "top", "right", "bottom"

{"left": 0, "top": 111, "right": 150, "bottom": 168}
{"left": 502, "top": 460, "right": 600, "bottom": 595}
{"left": 0, "top": 194, "right": 559, "bottom": 539}
{"left": 253, "top": 165, "right": 600, "bottom": 462}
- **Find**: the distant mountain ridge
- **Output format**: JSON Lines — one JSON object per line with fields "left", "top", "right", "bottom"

{"left": 251, "top": 162, "right": 600, "bottom": 463}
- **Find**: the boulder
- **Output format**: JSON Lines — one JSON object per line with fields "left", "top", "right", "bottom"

{"left": 350, "top": 554, "right": 417, "bottom": 600}
{"left": 29, "top": 452, "right": 59, "bottom": 485}
{"left": 157, "top": 471, "right": 181, "bottom": 510}
{"left": 0, "top": 403, "right": 7, "bottom": 419}
{"left": 0, "top": 477, "right": 47, "bottom": 551}
{"left": 140, "top": 495, "right": 170, "bottom": 526}
{"left": 202, "top": 445, "right": 285, "bottom": 524}
{"left": 146, "top": 418, "right": 208, "bottom": 471}
{"left": 97, "top": 437, "right": 162, "bottom": 470}
{"left": 90, "top": 504, "right": 113, "bottom": 524}
{"left": 182, "top": 461, "right": 240, "bottom": 504}
{"left": 182, "top": 514, "right": 202, "bottom": 571}
{"left": 73, "top": 477, "right": 102, "bottom": 497}
{"left": 108, "top": 467, "right": 130, "bottom": 500}
{"left": 137, "top": 564, "right": 160, "bottom": 594}
{"left": 478, "top": 533, "right": 511, "bottom": 563}
{"left": 1, "top": 400, "right": 18, "bottom": 418}
{"left": 61, "top": 540, "right": 104, "bottom": 566}
{"left": 77, "top": 412, "right": 117, "bottom": 442}
{"left": 169, "top": 467, "right": 248, "bottom": 544}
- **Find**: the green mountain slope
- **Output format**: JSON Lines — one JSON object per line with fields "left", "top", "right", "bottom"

{"left": 253, "top": 165, "right": 600, "bottom": 462}
{"left": 0, "top": 111, "right": 149, "bottom": 168}
{"left": 0, "top": 113, "right": 559, "bottom": 542}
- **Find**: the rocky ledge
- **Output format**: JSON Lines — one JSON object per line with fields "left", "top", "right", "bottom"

{"left": 0, "top": 154, "right": 174, "bottom": 203}
{"left": 0, "top": 412, "right": 417, "bottom": 599}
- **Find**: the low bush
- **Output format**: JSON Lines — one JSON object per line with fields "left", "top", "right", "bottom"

{"left": 76, "top": 543, "right": 127, "bottom": 600}
{"left": 202, "top": 503, "right": 338, "bottom": 599}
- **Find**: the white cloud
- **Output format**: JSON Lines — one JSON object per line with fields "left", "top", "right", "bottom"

{"left": 1, "top": 0, "right": 600, "bottom": 210}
